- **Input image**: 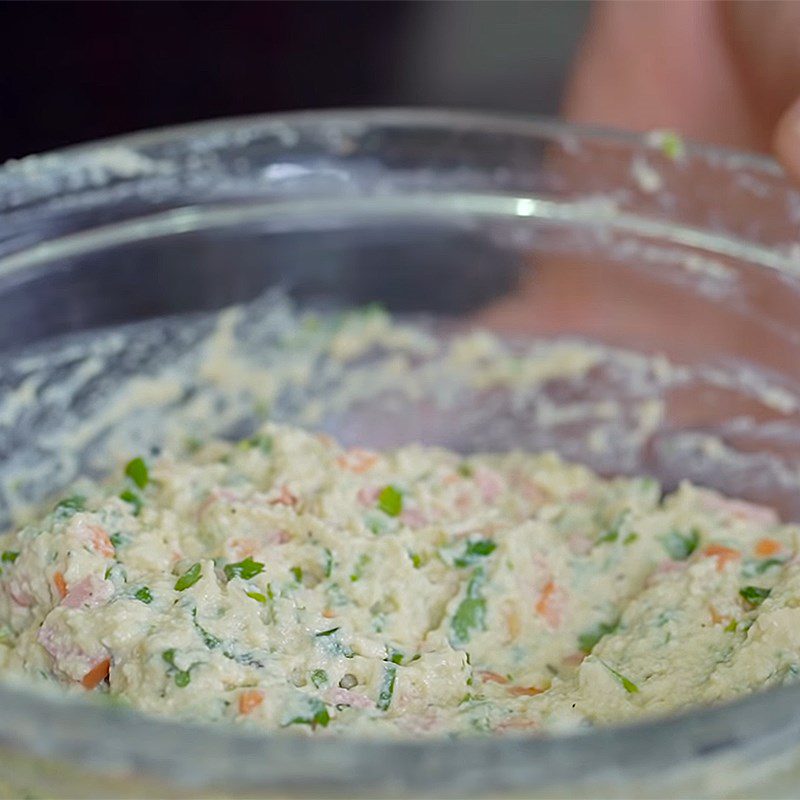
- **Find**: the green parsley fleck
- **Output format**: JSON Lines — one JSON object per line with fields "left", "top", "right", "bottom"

{"left": 311, "top": 669, "right": 328, "bottom": 688}
{"left": 739, "top": 585, "right": 771, "bottom": 607}
{"left": 119, "top": 489, "right": 143, "bottom": 516}
{"left": 323, "top": 548, "right": 334, "bottom": 578}
{"left": 54, "top": 495, "right": 86, "bottom": 517}
{"left": 246, "top": 590, "right": 267, "bottom": 604}
{"left": 376, "top": 663, "right": 397, "bottom": 711}
{"left": 239, "top": 434, "right": 273, "bottom": 454}
{"left": 453, "top": 539, "right": 497, "bottom": 569}
{"left": 623, "top": 532, "right": 639, "bottom": 546}
{"left": 224, "top": 557, "right": 265, "bottom": 582}
{"left": 134, "top": 586, "right": 153, "bottom": 604}
{"left": 377, "top": 485, "right": 403, "bottom": 517}
{"left": 598, "top": 659, "right": 639, "bottom": 693}
{"left": 659, "top": 130, "right": 685, "bottom": 160}
{"left": 290, "top": 566, "right": 303, "bottom": 583}
{"left": 109, "top": 533, "right": 125, "bottom": 549}
{"left": 315, "top": 627, "right": 340, "bottom": 637}
{"left": 742, "top": 558, "right": 786, "bottom": 578}
{"left": 283, "top": 697, "right": 330, "bottom": 728}
{"left": 349, "top": 553, "right": 369, "bottom": 582}
{"left": 724, "top": 619, "right": 738, "bottom": 633}
{"left": 450, "top": 568, "right": 487, "bottom": 646}
{"left": 661, "top": 528, "right": 700, "bottom": 561}
{"left": 410, "top": 552, "right": 423, "bottom": 569}
{"left": 1, "top": 551, "right": 19, "bottom": 564}
{"left": 174, "top": 563, "right": 202, "bottom": 591}
{"left": 124, "top": 457, "right": 149, "bottom": 489}
{"left": 162, "top": 649, "right": 191, "bottom": 687}
{"left": 578, "top": 620, "right": 618, "bottom": 654}
{"left": 457, "top": 462, "right": 474, "bottom": 478}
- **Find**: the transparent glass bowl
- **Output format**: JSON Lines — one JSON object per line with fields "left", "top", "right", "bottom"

{"left": 2, "top": 110, "right": 800, "bottom": 797}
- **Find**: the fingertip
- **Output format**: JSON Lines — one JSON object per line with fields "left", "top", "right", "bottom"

{"left": 773, "top": 96, "right": 800, "bottom": 184}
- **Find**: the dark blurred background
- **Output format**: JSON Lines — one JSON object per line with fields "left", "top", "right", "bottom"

{"left": 0, "top": 1, "right": 590, "bottom": 162}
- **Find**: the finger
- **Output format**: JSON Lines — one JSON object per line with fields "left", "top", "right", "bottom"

{"left": 773, "top": 95, "right": 800, "bottom": 184}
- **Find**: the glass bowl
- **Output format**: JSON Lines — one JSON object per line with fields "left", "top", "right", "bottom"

{"left": 2, "top": 110, "right": 800, "bottom": 798}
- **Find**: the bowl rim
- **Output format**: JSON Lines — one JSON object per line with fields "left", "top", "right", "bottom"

{"left": 0, "top": 108, "right": 799, "bottom": 795}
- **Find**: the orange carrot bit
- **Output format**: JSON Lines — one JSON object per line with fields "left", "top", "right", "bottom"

{"left": 535, "top": 580, "right": 564, "bottom": 629}
{"left": 81, "top": 658, "right": 111, "bottom": 690}
{"left": 709, "top": 604, "right": 725, "bottom": 625}
{"left": 336, "top": 449, "right": 379, "bottom": 474}
{"left": 322, "top": 608, "right": 336, "bottom": 619}
{"left": 507, "top": 685, "right": 545, "bottom": 697}
{"left": 88, "top": 525, "right": 115, "bottom": 559}
{"left": 703, "top": 544, "right": 741, "bottom": 572}
{"left": 238, "top": 689, "right": 265, "bottom": 715}
{"left": 479, "top": 671, "right": 510, "bottom": 685}
{"left": 53, "top": 571, "right": 68, "bottom": 600}
{"left": 755, "top": 538, "right": 782, "bottom": 558}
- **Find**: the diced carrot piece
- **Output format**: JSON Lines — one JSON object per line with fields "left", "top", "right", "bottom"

{"left": 322, "top": 608, "right": 336, "bottom": 619}
{"left": 238, "top": 689, "right": 264, "bottom": 715}
{"left": 479, "top": 671, "right": 509, "bottom": 685}
{"left": 755, "top": 538, "right": 782, "bottom": 558}
{"left": 703, "top": 544, "right": 741, "bottom": 572}
{"left": 507, "top": 685, "right": 544, "bottom": 697}
{"left": 535, "top": 580, "right": 564, "bottom": 629}
{"left": 336, "top": 449, "right": 378, "bottom": 474}
{"left": 88, "top": 525, "right": 115, "bottom": 559}
{"left": 53, "top": 571, "right": 68, "bottom": 600}
{"left": 81, "top": 658, "right": 110, "bottom": 689}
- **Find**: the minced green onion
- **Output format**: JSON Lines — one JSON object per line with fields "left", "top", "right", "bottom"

{"left": 323, "top": 548, "right": 334, "bottom": 578}
{"left": 283, "top": 697, "right": 330, "bottom": 728}
{"left": 290, "top": 566, "right": 303, "bottom": 583}
{"left": 54, "top": 495, "right": 86, "bottom": 516}
{"left": 162, "top": 649, "right": 191, "bottom": 687}
{"left": 315, "top": 627, "right": 340, "bottom": 637}
{"left": 239, "top": 434, "right": 273, "bottom": 454}
{"left": 119, "top": 490, "right": 143, "bottom": 516}
{"left": 598, "top": 659, "right": 639, "bottom": 693}
{"left": 376, "top": 663, "right": 397, "bottom": 711}
{"left": 224, "top": 557, "right": 265, "bottom": 581}
{"left": 661, "top": 528, "right": 700, "bottom": 561}
{"left": 134, "top": 586, "right": 153, "bottom": 604}
{"left": 450, "top": 568, "right": 487, "bottom": 646}
{"left": 246, "top": 590, "right": 267, "bottom": 604}
{"left": 724, "top": 619, "right": 738, "bottom": 633}
{"left": 739, "top": 585, "right": 771, "bottom": 607}
{"left": 377, "top": 485, "right": 403, "bottom": 517}
{"left": 1, "top": 551, "right": 19, "bottom": 564}
{"left": 109, "top": 533, "right": 125, "bottom": 548}
{"left": 174, "top": 563, "right": 202, "bottom": 591}
{"left": 453, "top": 539, "right": 497, "bottom": 568}
{"left": 311, "top": 669, "right": 328, "bottom": 688}
{"left": 124, "top": 457, "right": 149, "bottom": 489}
{"left": 578, "top": 620, "right": 618, "bottom": 654}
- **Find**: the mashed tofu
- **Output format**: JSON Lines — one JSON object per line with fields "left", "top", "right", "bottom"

{"left": 0, "top": 423, "right": 798, "bottom": 736}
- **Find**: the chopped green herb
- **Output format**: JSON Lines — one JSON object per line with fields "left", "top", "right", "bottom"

{"left": 376, "top": 663, "right": 397, "bottom": 711}
{"left": 377, "top": 485, "right": 403, "bottom": 517}
{"left": 174, "top": 562, "right": 202, "bottom": 591}
{"left": 739, "top": 585, "right": 771, "bottom": 607}
{"left": 134, "top": 586, "right": 153, "bottom": 604}
{"left": 290, "top": 566, "right": 303, "bottom": 583}
{"left": 410, "top": 552, "right": 422, "bottom": 569}
{"left": 578, "top": 620, "right": 618, "bottom": 654}
{"left": 623, "top": 532, "right": 639, "bottom": 546}
{"left": 596, "top": 528, "right": 618, "bottom": 544}
{"left": 724, "top": 619, "right": 738, "bottom": 633}
{"left": 349, "top": 553, "right": 369, "bottom": 582}
{"left": 224, "top": 557, "right": 265, "bottom": 582}
{"left": 162, "top": 649, "right": 191, "bottom": 688}
{"left": 124, "top": 457, "right": 149, "bottom": 489}
{"left": 661, "top": 528, "right": 700, "bottom": 561}
{"left": 315, "top": 627, "right": 341, "bottom": 637}
{"left": 284, "top": 697, "right": 330, "bottom": 728}
{"left": 54, "top": 495, "right": 86, "bottom": 517}
{"left": 1, "top": 551, "right": 19, "bottom": 564}
{"left": 239, "top": 434, "right": 273, "bottom": 454}
{"left": 119, "top": 489, "right": 143, "bottom": 515}
{"left": 453, "top": 539, "right": 497, "bottom": 569}
{"left": 246, "top": 590, "right": 267, "bottom": 604}
{"left": 192, "top": 609, "right": 222, "bottom": 650}
{"left": 598, "top": 659, "right": 639, "bottom": 693}
{"left": 323, "top": 548, "right": 334, "bottom": 578}
{"left": 311, "top": 669, "right": 328, "bottom": 688}
{"left": 450, "top": 568, "right": 487, "bottom": 645}
{"left": 742, "top": 558, "right": 786, "bottom": 578}
{"left": 386, "top": 647, "right": 405, "bottom": 665}
{"left": 457, "top": 462, "right": 474, "bottom": 478}
{"left": 109, "top": 533, "right": 125, "bottom": 548}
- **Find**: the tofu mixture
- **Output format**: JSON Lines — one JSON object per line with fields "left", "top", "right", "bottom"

{"left": 1, "top": 423, "right": 798, "bottom": 736}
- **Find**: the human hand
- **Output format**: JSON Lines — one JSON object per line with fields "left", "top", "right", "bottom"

{"left": 564, "top": 0, "right": 800, "bottom": 179}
